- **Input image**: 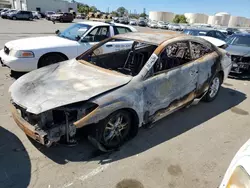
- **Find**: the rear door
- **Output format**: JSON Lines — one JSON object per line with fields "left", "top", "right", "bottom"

{"left": 143, "top": 40, "right": 198, "bottom": 121}
{"left": 190, "top": 40, "right": 218, "bottom": 93}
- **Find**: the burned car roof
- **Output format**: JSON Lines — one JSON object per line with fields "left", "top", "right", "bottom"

{"left": 113, "top": 32, "right": 186, "bottom": 45}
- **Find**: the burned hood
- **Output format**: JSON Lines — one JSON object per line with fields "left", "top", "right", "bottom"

{"left": 226, "top": 45, "right": 250, "bottom": 56}
{"left": 9, "top": 59, "right": 132, "bottom": 114}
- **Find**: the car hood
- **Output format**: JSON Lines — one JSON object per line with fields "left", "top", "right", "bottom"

{"left": 9, "top": 59, "right": 132, "bottom": 114}
{"left": 226, "top": 45, "right": 250, "bottom": 56}
{"left": 5, "top": 36, "right": 78, "bottom": 50}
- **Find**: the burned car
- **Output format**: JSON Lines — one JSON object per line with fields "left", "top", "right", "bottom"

{"left": 10, "top": 32, "right": 232, "bottom": 150}
{"left": 226, "top": 33, "right": 250, "bottom": 77}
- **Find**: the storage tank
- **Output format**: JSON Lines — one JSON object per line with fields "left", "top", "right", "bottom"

{"left": 149, "top": 11, "right": 175, "bottom": 22}
{"left": 207, "top": 15, "right": 222, "bottom": 26}
{"left": 184, "top": 13, "right": 208, "bottom": 24}
{"left": 228, "top": 16, "right": 244, "bottom": 27}
{"left": 215, "top": 12, "right": 231, "bottom": 26}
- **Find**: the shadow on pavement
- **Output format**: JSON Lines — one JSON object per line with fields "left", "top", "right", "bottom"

{"left": 10, "top": 70, "right": 26, "bottom": 80}
{"left": 31, "top": 87, "right": 247, "bottom": 165}
{"left": 0, "top": 127, "right": 31, "bottom": 188}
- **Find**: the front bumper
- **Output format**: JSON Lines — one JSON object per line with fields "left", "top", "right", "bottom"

{"left": 11, "top": 104, "right": 47, "bottom": 145}
{"left": 0, "top": 49, "right": 38, "bottom": 72}
{"left": 230, "top": 62, "right": 250, "bottom": 75}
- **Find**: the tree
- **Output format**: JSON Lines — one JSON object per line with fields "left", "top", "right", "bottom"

{"left": 139, "top": 13, "right": 147, "bottom": 18}
{"left": 90, "top": 6, "right": 97, "bottom": 12}
{"left": 117, "top": 7, "right": 127, "bottom": 16}
{"left": 111, "top": 11, "right": 119, "bottom": 17}
{"left": 173, "top": 15, "right": 188, "bottom": 23}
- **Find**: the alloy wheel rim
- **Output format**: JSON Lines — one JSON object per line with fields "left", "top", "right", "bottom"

{"left": 209, "top": 77, "right": 220, "bottom": 98}
{"left": 103, "top": 113, "right": 129, "bottom": 146}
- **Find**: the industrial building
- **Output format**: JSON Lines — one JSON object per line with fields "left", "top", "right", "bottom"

{"left": 0, "top": 0, "right": 11, "bottom": 8}
{"left": 9, "top": 0, "right": 77, "bottom": 13}
{"left": 149, "top": 11, "right": 175, "bottom": 22}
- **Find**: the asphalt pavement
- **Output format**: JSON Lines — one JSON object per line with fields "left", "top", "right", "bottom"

{"left": 0, "top": 18, "right": 250, "bottom": 188}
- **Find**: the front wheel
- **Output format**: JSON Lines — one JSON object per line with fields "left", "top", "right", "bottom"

{"left": 95, "top": 110, "right": 132, "bottom": 149}
{"left": 38, "top": 53, "right": 66, "bottom": 68}
{"left": 12, "top": 16, "right": 17, "bottom": 20}
{"left": 204, "top": 73, "right": 222, "bottom": 102}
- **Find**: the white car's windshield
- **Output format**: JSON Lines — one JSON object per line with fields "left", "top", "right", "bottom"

{"left": 58, "top": 23, "right": 91, "bottom": 41}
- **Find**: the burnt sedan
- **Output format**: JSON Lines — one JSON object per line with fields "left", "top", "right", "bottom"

{"left": 226, "top": 33, "right": 250, "bottom": 77}
{"left": 9, "top": 32, "right": 232, "bottom": 150}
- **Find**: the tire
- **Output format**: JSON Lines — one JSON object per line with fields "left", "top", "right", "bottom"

{"left": 203, "top": 73, "right": 222, "bottom": 102}
{"left": 12, "top": 16, "right": 17, "bottom": 20}
{"left": 34, "top": 16, "right": 38, "bottom": 19}
{"left": 29, "top": 17, "right": 33, "bottom": 21}
{"left": 60, "top": 18, "right": 63, "bottom": 22}
{"left": 94, "top": 110, "right": 132, "bottom": 149}
{"left": 38, "top": 53, "right": 67, "bottom": 68}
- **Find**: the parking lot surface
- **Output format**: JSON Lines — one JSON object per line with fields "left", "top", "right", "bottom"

{"left": 0, "top": 19, "right": 250, "bottom": 188}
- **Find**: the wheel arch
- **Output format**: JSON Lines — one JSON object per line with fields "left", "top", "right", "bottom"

{"left": 120, "top": 108, "right": 140, "bottom": 137}
{"left": 37, "top": 52, "right": 69, "bottom": 68}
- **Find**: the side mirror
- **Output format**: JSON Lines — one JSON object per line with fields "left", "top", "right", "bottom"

{"left": 75, "top": 35, "right": 81, "bottom": 41}
{"left": 55, "top": 30, "right": 60, "bottom": 34}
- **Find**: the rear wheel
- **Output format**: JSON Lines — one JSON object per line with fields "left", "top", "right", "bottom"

{"left": 12, "top": 16, "right": 17, "bottom": 20}
{"left": 204, "top": 73, "right": 222, "bottom": 102}
{"left": 95, "top": 110, "right": 132, "bottom": 149}
{"left": 38, "top": 53, "right": 66, "bottom": 68}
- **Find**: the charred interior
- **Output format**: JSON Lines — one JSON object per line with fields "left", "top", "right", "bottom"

{"left": 81, "top": 40, "right": 158, "bottom": 76}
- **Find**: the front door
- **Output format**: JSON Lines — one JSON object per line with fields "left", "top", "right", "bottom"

{"left": 143, "top": 41, "right": 199, "bottom": 122}
{"left": 78, "top": 26, "right": 111, "bottom": 55}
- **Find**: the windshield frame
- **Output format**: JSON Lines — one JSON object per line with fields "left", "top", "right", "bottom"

{"left": 76, "top": 37, "right": 158, "bottom": 77}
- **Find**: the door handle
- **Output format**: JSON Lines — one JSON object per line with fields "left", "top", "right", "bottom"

{"left": 106, "top": 44, "right": 113, "bottom": 47}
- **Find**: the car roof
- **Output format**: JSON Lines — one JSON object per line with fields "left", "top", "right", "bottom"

{"left": 78, "top": 21, "right": 136, "bottom": 30}
{"left": 113, "top": 32, "right": 186, "bottom": 45}
{"left": 185, "top": 28, "right": 214, "bottom": 31}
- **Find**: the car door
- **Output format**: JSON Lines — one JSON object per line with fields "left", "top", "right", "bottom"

{"left": 78, "top": 26, "right": 112, "bottom": 55}
{"left": 16, "top": 11, "right": 23, "bottom": 19}
{"left": 143, "top": 41, "right": 198, "bottom": 121}
{"left": 190, "top": 40, "right": 219, "bottom": 94}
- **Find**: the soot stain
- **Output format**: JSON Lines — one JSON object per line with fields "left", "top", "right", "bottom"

{"left": 116, "top": 179, "right": 144, "bottom": 188}
{"left": 168, "top": 165, "right": 183, "bottom": 176}
{"left": 231, "top": 107, "right": 249, "bottom": 115}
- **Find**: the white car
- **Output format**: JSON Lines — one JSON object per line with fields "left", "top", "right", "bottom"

{"left": 149, "top": 21, "right": 158, "bottom": 28}
{"left": 32, "top": 11, "right": 41, "bottom": 19}
{"left": 157, "top": 21, "right": 168, "bottom": 29}
{"left": 198, "top": 36, "right": 228, "bottom": 49}
{"left": 0, "top": 22, "right": 137, "bottom": 72}
{"left": 220, "top": 139, "right": 250, "bottom": 188}
{"left": 169, "top": 24, "right": 181, "bottom": 31}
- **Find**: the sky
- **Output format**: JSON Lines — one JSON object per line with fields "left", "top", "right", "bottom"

{"left": 78, "top": 0, "right": 250, "bottom": 18}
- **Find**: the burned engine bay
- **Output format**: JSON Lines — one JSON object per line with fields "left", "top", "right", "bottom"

{"left": 231, "top": 55, "right": 250, "bottom": 74}
{"left": 12, "top": 101, "right": 98, "bottom": 146}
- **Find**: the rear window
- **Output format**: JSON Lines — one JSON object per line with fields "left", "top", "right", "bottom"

{"left": 114, "top": 26, "right": 132, "bottom": 35}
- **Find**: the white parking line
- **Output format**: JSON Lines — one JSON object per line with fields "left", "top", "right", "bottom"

{"left": 61, "top": 163, "right": 110, "bottom": 188}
